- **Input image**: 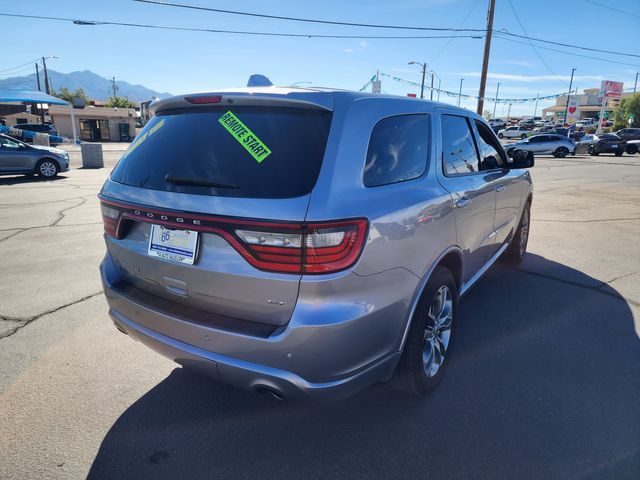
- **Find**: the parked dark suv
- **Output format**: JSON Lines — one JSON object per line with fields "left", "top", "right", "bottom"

{"left": 616, "top": 128, "right": 640, "bottom": 142}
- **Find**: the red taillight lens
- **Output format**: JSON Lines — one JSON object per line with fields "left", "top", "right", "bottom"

{"left": 184, "top": 95, "right": 222, "bottom": 104}
{"left": 234, "top": 219, "right": 368, "bottom": 274}
{"left": 101, "top": 204, "right": 120, "bottom": 237}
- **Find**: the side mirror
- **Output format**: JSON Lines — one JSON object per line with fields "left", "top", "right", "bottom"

{"left": 509, "top": 149, "right": 534, "bottom": 169}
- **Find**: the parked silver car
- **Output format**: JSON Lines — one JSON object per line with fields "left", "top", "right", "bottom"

{"left": 506, "top": 134, "right": 576, "bottom": 158}
{"left": 99, "top": 88, "right": 534, "bottom": 399}
{"left": 0, "top": 134, "right": 70, "bottom": 178}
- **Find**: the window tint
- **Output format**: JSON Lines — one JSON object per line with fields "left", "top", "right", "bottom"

{"left": 363, "top": 114, "right": 429, "bottom": 187}
{"left": 442, "top": 115, "right": 479, "bottom": 175}
{"left": 474, "top": 120, "right": 505, "bottom": 169}
{"left": 110, "top": 106, "right": 332, "bottom": 199}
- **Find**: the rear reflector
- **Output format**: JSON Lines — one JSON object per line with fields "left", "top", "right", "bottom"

{"left": 184, "top": 95, "right": 222, "bottom": 104}
{"left": 99, "top": 198, "right": 368, "bottom": 275}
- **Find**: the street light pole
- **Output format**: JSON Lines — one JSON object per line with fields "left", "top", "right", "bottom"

{"left": 492, "top": 82, "right": 500, "bottom": 119}
{"left": 437, "top": 78, "right": 442, "bottom": 102}
{"left": 634, "top": 72, "right": 638, "bottom": 93}
{"left": 42, "top": 56, "right": 50, "bottom": 94}
{"left": 533, "top": 94, "right": 539, "bottom": 118}
{"left": 457, "top": 78, "right": 464, "bottom": 107}
{"left": 430, "top": 72, "right": 434, "bottom": 101}
{"left": 563, "top": 68, "right": 576, "bottom": 126}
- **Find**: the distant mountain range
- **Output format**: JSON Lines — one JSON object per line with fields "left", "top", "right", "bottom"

{"left": 0, "top": 70, "right": 171, "bottom": 103}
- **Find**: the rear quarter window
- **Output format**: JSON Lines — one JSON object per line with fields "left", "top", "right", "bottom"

{"left": 110, "top": 106, "right": 332, "bottom": 199}
{"left": 363, "top": 114, "right": 429, "bottom": 187}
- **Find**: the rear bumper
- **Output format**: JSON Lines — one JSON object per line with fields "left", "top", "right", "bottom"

{"left": 100, "top": 253, "right": 417, "bottom": 400}
{"left": 110, "top": 310, "right": 399, "bottom": 400}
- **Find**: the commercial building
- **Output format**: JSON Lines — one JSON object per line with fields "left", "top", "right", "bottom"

{"left": 543, "top": 88, "right": 634, "bottom": 124}
{"left": 48, "top": 105, "right": 136, "bottom": 142}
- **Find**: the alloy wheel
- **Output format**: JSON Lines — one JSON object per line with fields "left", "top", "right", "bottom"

{"left": 519, "top": 207, "right": 530, "bottom": 256}
{"left": 39, "top": 161, "right": 57, "bottom": 177}
{"left": 423, "top": 285, "right": 453, "bottom": 378}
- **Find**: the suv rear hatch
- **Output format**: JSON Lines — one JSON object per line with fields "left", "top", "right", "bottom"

{"left": 100, "top": 91, "right": 345, "bottom": 331}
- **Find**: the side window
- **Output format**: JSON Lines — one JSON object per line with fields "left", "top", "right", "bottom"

{"left": 363, "top": 114, "right": 429, "bottom": 187}
{"left": 441, "top": 115, "right": 479, "bottom": 176}
{"left": 0, "top": 138, "right": 20, "bottom": 149}
{"left": 473, "top": 120, "right": 506, "bottom": 169}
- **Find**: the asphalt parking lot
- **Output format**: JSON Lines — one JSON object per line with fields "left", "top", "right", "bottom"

{"left": 0, "top": 144, "right": 639, "bottom": 479}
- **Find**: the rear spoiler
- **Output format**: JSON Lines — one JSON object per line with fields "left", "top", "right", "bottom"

{"left": 151, "top": 90, "right": 334, "bottom": 115}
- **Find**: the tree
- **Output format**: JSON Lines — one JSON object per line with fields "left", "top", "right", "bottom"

{"left": 106, "top": 96, "right": 137, "bottom": 108}
{"left": 483, "top": 110, "right": 493, "bottom": 120}
{"left": 51, "top": 87, "right": 88, "bottom": 103}
{"left": 613, "top": 93, "right": 640, "bottom": 130}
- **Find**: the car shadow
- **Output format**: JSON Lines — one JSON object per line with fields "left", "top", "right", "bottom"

{"left": 0, "top": 175, "right": 68, "bottom": 186}
{"left": 87, "top": 254, "right": 640, "bottom": 480}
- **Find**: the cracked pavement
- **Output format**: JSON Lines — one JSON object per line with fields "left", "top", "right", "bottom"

{"left": 0, "top": 146, "right": 639, "bottom": 479}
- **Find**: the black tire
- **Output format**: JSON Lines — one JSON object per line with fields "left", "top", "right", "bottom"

{"left": 36, "top": 159, "right": 59, "bottom": 178}
{"left": 615, "top": 151, "right": 623, "bottom": 157}
{"left": 626, "top": 144, "right": 638, "bottom": 155}
{"left": 520, "top": 133, "right": 527, "bottom": 139}
{"left": 588, "top": 145, "right": 599, "bottom": 156}
{"left": 392, "top": 266, "right": 458, "bottom": 395}
{"left": 554, "top": 147, "right": 569, "bottom": 158}
{"left": 498, "top": 133, "right": 504, "bottom": 139}
{"left": 503, "top": 202, "right": 531, "bottom": 264}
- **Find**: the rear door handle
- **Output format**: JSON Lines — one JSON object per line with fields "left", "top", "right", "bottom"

{"left": 495, "top": 184, "right": 505, "bottom": 192}
{"left": 455, "top": 197, "right": 472, "bottom": 208}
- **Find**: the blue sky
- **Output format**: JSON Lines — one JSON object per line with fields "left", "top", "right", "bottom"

{"left": 1, "top": 0, "right": 639, "bottom": 115}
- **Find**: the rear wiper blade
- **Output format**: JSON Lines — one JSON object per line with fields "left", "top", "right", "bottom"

{"left": 165, "top": 174, "right": 239, "bottom": 189}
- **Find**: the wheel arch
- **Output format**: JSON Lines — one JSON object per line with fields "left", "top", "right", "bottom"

{"left": 36, "top": 156, "right": 61, "bottom": 169}
{"left": 395, "top": 246, "right": 463, "bottom": 353}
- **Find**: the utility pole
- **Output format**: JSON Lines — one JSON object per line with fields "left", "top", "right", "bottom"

{"left": 408, "top": 61, "right": 427, "bottom": 99}
{"left": 634, "top": 72, "right": 638, "bottom": 93}
{"left": 562, "top": 68, "right": 576, "bottom": 126}
{"left": 437, "top": 78, "right": 441, "bottom": 102}
{"left": 42, "top": 56, "right": 50, "bottom": 94}
{"left": 533, "top": 94, "right": 539, "bottom": 118}
{"left": 507, "top": 102, "right": 512, "bottom": 122}
{"left": 457, "top": 78, "right": 464, "bottom": 107}
{"left": 476, "top": 0, "right": 496, "bottom": 115}
{"left": 492, "top": 82, "right": 500, "bottom": 119}
{"left": 35, "top": 63, "right": 41, "bottom": 92}
{"left": 112, "top": 77, "right": 118, "bottom": 97}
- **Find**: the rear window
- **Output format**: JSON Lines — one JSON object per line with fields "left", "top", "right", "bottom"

{"left": 110, "top": 106, "right": 332, "bottom": 199}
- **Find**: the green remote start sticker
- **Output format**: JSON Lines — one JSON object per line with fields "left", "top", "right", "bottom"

{"left": 218, "top": 111, "right": 272, "bottom": 163}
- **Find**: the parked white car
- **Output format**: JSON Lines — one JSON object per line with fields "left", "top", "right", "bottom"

{"left": 498, "top": 126, "right": 531, "bottom": 140}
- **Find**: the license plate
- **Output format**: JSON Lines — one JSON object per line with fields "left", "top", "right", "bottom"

{"left": 148, "top": 225, "right": 198, "bottom": 265}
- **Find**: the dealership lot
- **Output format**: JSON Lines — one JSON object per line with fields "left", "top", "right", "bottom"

{"left": 0, "top": 145, "right": 639, "bottom": 479}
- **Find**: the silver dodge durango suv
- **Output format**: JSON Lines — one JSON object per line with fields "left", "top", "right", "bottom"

{"left": 99, "top": 87, "right": 533, "bottom": 400}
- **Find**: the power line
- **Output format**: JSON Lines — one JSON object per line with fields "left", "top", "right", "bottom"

{"left": 494, "top": 34, "right": 640, "bottom": 68}
{"left": 0, "top": 57, "right": 42, "bottom": 74}
{"left": 507, "top": 0, "right": 567, "bottom": 87}
{"left": 583, "top": 0, "right": 640, "bottom": 19}
{"left": 0, "top": 14, "right": 482, "bottom": 39}
{"left": 429, "top": 0, "right": 481, "bottom": 64}
{"left": 132, "top": 0, "right": 486, "bottom": 32}
{"left": 133, "top": 0, "right": 640, "bottom": 58}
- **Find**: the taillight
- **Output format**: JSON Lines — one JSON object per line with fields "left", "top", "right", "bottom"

{"left": 234, "top": 220, "right": 368, "bottom": 274}
{"left": 99, "top": 198, "right": 368, "bottom": 275}
{"left": 100, "top": 204, "right": 120, "bottom": 237}
{"left": 184, "top": 95, "right": 222, "bottom": 104}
